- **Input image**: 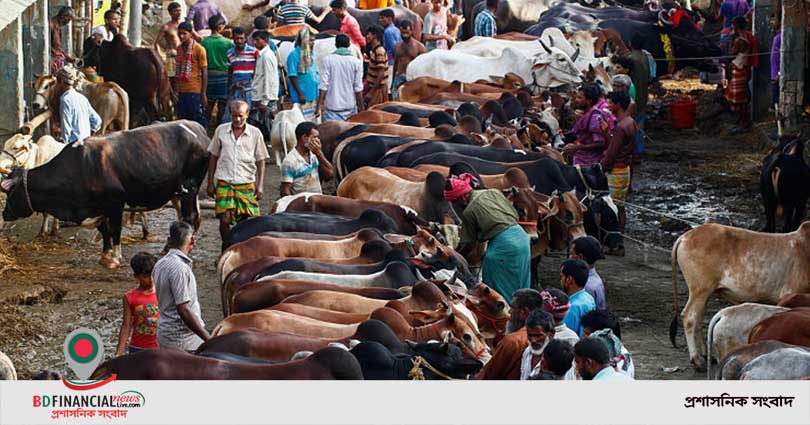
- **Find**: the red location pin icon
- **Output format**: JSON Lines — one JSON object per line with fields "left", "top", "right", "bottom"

{"left": 64, "top": 328, "right": 104, "bottom": 380}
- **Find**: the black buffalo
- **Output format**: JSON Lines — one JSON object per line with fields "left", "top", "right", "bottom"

{"left": 761, "top": 137, "right": 810, "bottom": 232}
{"left": 339, "top": 134, "right": 471, "bottom": 177}
{"left": 350, "top": 341, "right": 483, "bottom": 380}
{"left": 221, "top": 209, "right": 399, "bottom": 250}
{"left": 0, "top": 121, "right": 209, "bottom": 268}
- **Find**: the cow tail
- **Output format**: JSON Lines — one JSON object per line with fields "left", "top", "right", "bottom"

{"left": 706, "top": 310, "right": 722, "bottom": 380}
{"left": 670, "top": 235, "right": 683, "bottom": 348}
{"left": 113, "top": 83, "right": 130, "bottom": 130}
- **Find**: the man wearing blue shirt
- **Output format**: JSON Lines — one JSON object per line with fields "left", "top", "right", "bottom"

{"left": 570, "top": 236, "right": 607, "bottom": 310}
{"left": 54, "top": 67, "right": 101, "bottom": 145}
{"left": 574, "top": 338, "right": 633, "bottom": 381}
{"left": 474, "top": 0, "right": 498, "bottom": 38}
{"left": 379, "top": 9, "right": 401, "bottom": 96}
{"left": 561, "top": 259, "right": 596, "bottom": 337}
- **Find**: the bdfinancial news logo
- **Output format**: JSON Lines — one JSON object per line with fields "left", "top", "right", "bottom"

{"left": 30, "top": 328, "right": 146, "bottom": 420}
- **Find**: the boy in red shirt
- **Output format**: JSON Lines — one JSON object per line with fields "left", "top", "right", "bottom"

{"left": 115, "top": 252, "right": 160, "bottom": 356}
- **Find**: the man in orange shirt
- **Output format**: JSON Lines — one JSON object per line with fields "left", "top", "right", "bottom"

{"left": 174, "top": 22, "right": 209, "bottom": 128}
{"left": 477, "top": 288, "right": 544, "bottom": 380}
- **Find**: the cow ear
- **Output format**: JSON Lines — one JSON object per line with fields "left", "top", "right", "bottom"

{"left": 408, "top": 257, "right": 430, "bottom": 269}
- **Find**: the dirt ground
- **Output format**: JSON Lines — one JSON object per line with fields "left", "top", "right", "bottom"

{"left": 0, "top": 80, "right": 781, "bottom": 380}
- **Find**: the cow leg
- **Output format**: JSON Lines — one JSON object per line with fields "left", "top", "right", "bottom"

{"left": 781, "top": 204, "right": 796, "bottom": 233}
{"left": 218, "top": 211, "right": 233, "bottom": 240}
{"left": 108, "top": 210, "right": 124, "bottom": 266}
{"left": 681, "top": 288, "right": 712, "bottom": 371}
{"left": 38, "top": 214, "right": 49, "bottom": 237}
{"left": 139, "top": 212, "right": 150, "bottom": 240}
{"left": 179, "top": 179, "right": 203, "bottom": 232}
{"left": 97, "top": 218, "right": 116, "bottom": 268}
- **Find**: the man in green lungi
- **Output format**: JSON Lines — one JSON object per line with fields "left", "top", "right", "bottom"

{"left": 444, "top": 174, "right": 531, "bottom": 299}
{"left": 207, "top": 100, "right": 269, "bottom": 239}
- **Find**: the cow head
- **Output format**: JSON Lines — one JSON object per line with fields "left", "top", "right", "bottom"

{"left": 0, "top": 134, "right": 35, "bottom": 175}
{"left": 530, "top": 39, "right": 584, "bottom": 90}
{"left": 585, "top": 63, "right": 613, "bottom": 94}
{"left": 32, "top": 75, "right": 58, "bottom": 112}
{"left": 534, "top": 190, "right": 588, "bottom": 251}
{"left": 1, "top": 167, "right": 36, "bottom": 221}
{"left": 423, "top": 172, "right": 459, "bottom": 225}
{"left": 465, "top": 283, "right": 511, "bottom": 340}
{"left": 504, "top": 186, "right": 541, "bottom": 242}
{"left": 404, "top": 341, "right": 483, "bottom": 378}
{"left": 411, "top": 305, "right": 491, "bottom": 363}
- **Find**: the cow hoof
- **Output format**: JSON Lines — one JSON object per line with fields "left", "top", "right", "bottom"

{"left": 98, "top": 255, "right": 120, "bottom": 269}
{"left": 692, "top": 358, "right": 708, "bottom": 373}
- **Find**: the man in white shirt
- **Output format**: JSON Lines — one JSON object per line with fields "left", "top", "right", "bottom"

{"left": 91, "top": 9, "right": 121, "bottom": 43}
{"left": 316, "top": 33, "right": 363, "bottom": 122}
{"left": 280, "top": 122, "right": 334, "bottom": 196}
{"left": 519, "top": 310, "right": 556, "bottom": 380}
{"left": 206, "top": 101, "right": 269, "bottom": 239}
{"left": 574, "top": 338, "right": 633, "bottom": 381}
{"left": 54, "top": 67, "right": 101, "bottom": 145}
{"left": 251, "top": 30, "right": 280, "bottom": 115}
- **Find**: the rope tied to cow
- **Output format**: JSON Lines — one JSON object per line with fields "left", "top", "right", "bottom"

{"left": 408, "top": 356, "right": 458, "bottom": 380}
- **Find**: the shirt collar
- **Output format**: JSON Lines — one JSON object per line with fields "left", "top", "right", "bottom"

{"left": 593, "top": 367, "right": 614, "bottom": 380}
{"left": 169, "top": 248, "right": 193, "bottom": 264}
{"left": 570, "top": 289, "right": 586, "bottom": 299}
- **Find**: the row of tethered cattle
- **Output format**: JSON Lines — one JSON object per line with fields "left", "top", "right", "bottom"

{"left": 88, "top": 71, "right": 616, "bottom": 379}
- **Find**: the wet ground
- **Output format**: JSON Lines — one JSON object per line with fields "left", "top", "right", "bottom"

{"left": 0, "top": 82, "right": 779, "bottom": 380}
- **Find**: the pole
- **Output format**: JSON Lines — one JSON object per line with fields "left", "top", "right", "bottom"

{"left": 751, "top": 0, "right": 775, "bottom": 122}
{"left": 779, "top": 0, "right": 806, "bottom": 134}
{"left": 128, "top": 0, "right": 142, "bottom": 47}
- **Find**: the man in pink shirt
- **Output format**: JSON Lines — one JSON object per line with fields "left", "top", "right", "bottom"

{"left": 331, "top": 0, "right": 366, "bottom": 49}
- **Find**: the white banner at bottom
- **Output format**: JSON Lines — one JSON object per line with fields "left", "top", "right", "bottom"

{"left": 1, "top": 380, "right": 809, "bottom": 425}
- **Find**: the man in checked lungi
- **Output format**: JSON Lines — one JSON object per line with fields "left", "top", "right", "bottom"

{"left": 206, "top": 101, "right": 270, "bottom": 239}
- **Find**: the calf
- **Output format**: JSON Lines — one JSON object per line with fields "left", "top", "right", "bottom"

{"left": 671, "top": 222, "right": 810, "bottom": 371}
{"left": 760, "top": 138, "right": 810, "bottom": 232}
{"left": 269, "top": 105, "right": 305, "bottom": 168}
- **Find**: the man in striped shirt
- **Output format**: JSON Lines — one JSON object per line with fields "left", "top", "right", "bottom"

{"left": 154, "top": 222, "right": 209, "bottom": 351}
{"left": 474, "top": 0, "right": 498, "bottom": 38}
{"left": 364, "top": 25, "right": 389, "bottom": 106}
{"left": 224, "top": 27, "right": 258, "bottom": 122}
{"left": 277, "top": 0, "right": 331, "bottom": 26}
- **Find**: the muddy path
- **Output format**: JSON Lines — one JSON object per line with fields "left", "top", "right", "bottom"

{"left": 0, "top": 96, "right": 776, "bottom": 380}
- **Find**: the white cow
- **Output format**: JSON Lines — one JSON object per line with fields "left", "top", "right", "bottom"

{"left": 0, "top": 351, "right": 16, "bottom": 380}
{"left": 270, "top": 104, "right": 305, "bottom": 168}
{"left": 406, "top": 46, "right": 582, "bottom": 91}
{"left": 0, "top": 134, "right": 65, "bottom": 235}
{"left": 705, "top": 303, "right": 789, "bottom": 380}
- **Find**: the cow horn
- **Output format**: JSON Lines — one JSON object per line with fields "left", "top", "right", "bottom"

{"left": 659, "top": 10, "right": 674, "bottom": 26}
{"left": 538, "top": 38, "right": 552, "bottom": 54}
{"left": 571, "top": 47, "right": 580, "bottom": 62}
{"left": 548, "top": 35, "right": 554, "bottom": 47}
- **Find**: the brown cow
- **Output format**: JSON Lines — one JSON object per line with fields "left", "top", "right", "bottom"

{"left": 347, "top": 110, "right": 428, "bottom": 126}
{"left": 748, "top": 307, "right": 810, "bottom": 348}
{"left": 418, "top": 91, "right": 505, "bottom": 107}
{"left": 271, "top": 303, "right": 369, "bottom": 324}
{"left": 217, "top": 228, "right": 384, "bottom": 285}
{"left": 197, "top": 329, "right": 350, "bottom": 362}
{"left": 398, "top": 77, "right": 512, "bottom": 103}
{"left": 402, "top": 166, "right": 532, "bottom": 190}
{"left": 337, "top": 167, "right": 457, "bottom": 225}
{"left": 281, "top": 281, "right": 447, "bottom": 314}
{"left": 231, "top": 279, "right": 406, "bottom": 314}
{"left": 33, "top": 74, "right": 129, "bottom": 133}
{"left": 671, "top": 222, "right": 810, "bottom": 371}
{"left": 319, "top": 121, "right": 439, "bottom": 153}
{"left": 89, "top": 347, "right": 363, "bottom": 380}
{"left": 778, "top": 293, "right": 810, "bottom": 308}
{"left": 716, "top": 340, "right": 798, "bottom": 380}
{"left": 271, "top": 194, "right": 428, "bottom": 235}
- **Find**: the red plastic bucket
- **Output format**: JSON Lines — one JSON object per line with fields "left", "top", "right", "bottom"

{"left": 670, "top": 100, "right": 696, "bottom": 129}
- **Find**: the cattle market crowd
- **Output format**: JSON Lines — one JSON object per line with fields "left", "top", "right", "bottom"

{"left": 0, "top": 0, "right": 809, "bottom": 382}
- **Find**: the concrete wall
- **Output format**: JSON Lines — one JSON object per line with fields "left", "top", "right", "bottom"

{"left": 0, "top": 18, "right": 24, "bottom": 134}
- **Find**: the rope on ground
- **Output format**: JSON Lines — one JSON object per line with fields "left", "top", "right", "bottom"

{"left": 614, "top": 199, "right": 704, "bottom": 228}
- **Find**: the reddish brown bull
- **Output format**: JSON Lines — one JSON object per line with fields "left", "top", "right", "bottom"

{"left": 280, "top": 281, "right": 447, "bottom": 314}
{"left": 748, "top": 307, "right": 810, "bottom": 348}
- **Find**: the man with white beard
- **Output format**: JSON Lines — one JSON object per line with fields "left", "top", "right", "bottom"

{"left": 477, "top": 289, "right": 543, "bottom": 380}
{"left": 520, "top": 310, "right": 556, "bottom": 379}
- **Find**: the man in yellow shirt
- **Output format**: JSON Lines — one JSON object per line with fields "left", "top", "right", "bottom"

{"left": 359, "top": 0, "right": 393, "bottom": 9}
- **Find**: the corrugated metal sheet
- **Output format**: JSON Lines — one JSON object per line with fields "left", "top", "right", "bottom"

{"left": 0, "top": 0, "right": 38, "bottom": 33}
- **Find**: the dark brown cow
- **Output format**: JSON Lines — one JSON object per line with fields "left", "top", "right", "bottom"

{"left": 271, "top": 194, "right": 428, "bottom": 235}
{"left": 748, "top": 307, "right": 810, "bottom": 348}
{"left": 83, "top": 35, "right": 171, "bottom": 122}
{"left": 777, "top": 293, "right": 810, "bottom": 308}
{"left": 89, "top": 347, "right": 363, "bottom": 380}
{"left": 347, "top": 110, "right": 428, "bottom": 126}
{"left": 231, "top": 279, "right": 405, "bottom": 314}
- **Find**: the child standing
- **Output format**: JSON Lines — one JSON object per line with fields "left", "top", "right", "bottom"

{"left": 115, "top": 252, "right": 160, "bottom": 356}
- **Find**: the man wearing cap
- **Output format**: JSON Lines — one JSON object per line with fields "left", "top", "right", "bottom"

{"left": 541, "top": 288, "right": 580, "bottom": 347}
{"left": 53, "top": 67, "right": 102, "bottom": 145}
{"left": 570, "top": 236, "right": 606, "bottom": 310}
{"left": 444, "top": 174, "right": 530, "bottom": 300}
